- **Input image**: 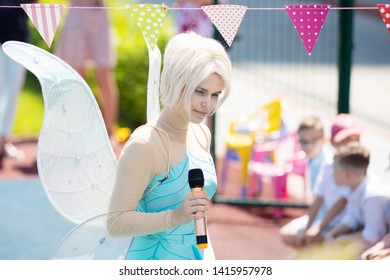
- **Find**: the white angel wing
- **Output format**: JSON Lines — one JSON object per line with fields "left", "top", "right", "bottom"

{"left": 2, "top": 41, "right": 117, "bottom": 225}
{"left": 51, "top": 214, "right": 131, "bottom": 260}
{"left": 2, "top": 41, "right": 132, "bottom": 260}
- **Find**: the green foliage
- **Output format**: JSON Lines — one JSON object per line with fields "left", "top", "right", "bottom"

{"left": 14, "top": 0, "right": 176, "bottom": 135}
{"left": 13, "top": 86, "right": 44, "bottom": 136}
{"left": 111, "top": 3, "right": 175, "bottom": 129}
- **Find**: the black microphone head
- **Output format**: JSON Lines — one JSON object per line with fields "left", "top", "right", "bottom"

{"left": 188, "top": 168, "right": 204, "bottom": 188}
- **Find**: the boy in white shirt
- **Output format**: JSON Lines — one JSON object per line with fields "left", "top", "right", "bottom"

{"left": 326, "top": 142, "right": 390, "bottom": 256}
{"left": 361, "top": 200, "right": 390, "bottom": 260}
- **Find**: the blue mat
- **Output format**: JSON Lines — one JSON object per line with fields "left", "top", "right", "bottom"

{"left": 0, "top": 179, "right": 75, "bottom": 260}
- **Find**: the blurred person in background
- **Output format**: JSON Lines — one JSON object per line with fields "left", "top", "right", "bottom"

{"left": 175, "top": 0, "right": 215, "bottom": 38}
{"left": 55, "top": 0, "right": 120, "bottom": 144}
{"left": 296, "top": 116, "right": 331, "bottom": 195}
{"left": 0, "top": 0, "right": 35, "bottom": 167}
{"left": 280, "top": 114, "right": 363, "bottom": 248}
{"left": 325, "top": 141, "right": 390, "bottom": 259}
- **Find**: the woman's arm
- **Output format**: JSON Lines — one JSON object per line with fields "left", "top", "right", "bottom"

{"left": 107, "top": 135, "right": 209, "bottom": 237}
{"left": 106, "top": 137, "right": 176, "bottom": 236}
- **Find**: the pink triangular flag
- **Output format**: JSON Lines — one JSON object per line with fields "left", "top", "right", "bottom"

{"left": 285, "top": 4, "right": 330, "bottom": 55}
{"left": 202, "top": 5, "right": 247, "bottom": 47}
{"left": 377, "top": 4, "right": 390, "bottom": 33}
{"left": 21, "top": 4, "right": 64, "bottom": 47}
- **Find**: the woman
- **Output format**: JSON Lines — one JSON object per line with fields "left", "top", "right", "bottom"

{"left": 106, "top": 32, "right": 232, "bottom": 260}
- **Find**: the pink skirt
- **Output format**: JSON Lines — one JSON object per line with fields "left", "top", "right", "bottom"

{"left": 55, "top": 2, "right": 116, "bottom": 68}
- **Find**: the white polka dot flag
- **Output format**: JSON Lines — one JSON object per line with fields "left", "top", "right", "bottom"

{"left": 21, "top": 4, "right": 64, "bottom": 48}
{"left": 202, "top": 5, "right": 247, "bottom": 47}
{"left": 377, "top": 4, "right": 390, "bottom": 33}
{"left": 285, "top": 4, "right": 330, "bottom": 55}
{"left": 129, "top": 4, "right": 168, "bottom": 50}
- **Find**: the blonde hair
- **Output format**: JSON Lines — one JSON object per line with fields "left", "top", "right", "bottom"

{"left": 334, "top": 141, "right": 370, "bottom": 172}
{"left": 298, "top": 116, "right": 324, "bottom": 137}
{"left": 160, "top": 32, "right": 232, "bottom": 120}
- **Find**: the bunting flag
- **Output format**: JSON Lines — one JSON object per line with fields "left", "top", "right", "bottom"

{"left": 202, "top": 5, "right": 247, "bottom": 47}
{"left": 129, "top": 4, "right": 167, "bottom": 122}
{"left": 285, "top": 4, "right": 330, "bottom": 55}
{"left": 21, "top": 4, "right": 64, "bottom": 48}
{"left": 129, "top": 4, "right": 168, "bottom": 50}
{"left": 377, "top": 4, "right": 390, "bottom": 33}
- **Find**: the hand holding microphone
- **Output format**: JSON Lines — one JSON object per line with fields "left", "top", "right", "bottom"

{"left": 188, "top": 168, "right": 208, "bottom": 249}
{"left": 170, "top": 168, "right": 209, "bottom": 249}
{"left": 170, "top": 170, "right": 208, "bottom": 227}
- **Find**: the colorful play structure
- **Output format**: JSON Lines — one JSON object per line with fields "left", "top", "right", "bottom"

{"left": 213, "top": 99, "right": 310, "bottom": 219}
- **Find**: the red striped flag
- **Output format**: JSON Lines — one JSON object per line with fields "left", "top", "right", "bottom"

{"left": 21, "top": 4, "right": 64, "bottom": 48}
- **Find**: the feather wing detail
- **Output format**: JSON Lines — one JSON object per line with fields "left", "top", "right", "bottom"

{"left": 2, "top": 41, "right": 117, "bottom": 225}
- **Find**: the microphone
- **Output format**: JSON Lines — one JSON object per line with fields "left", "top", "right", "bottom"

{"left": 188, "top": 168, "right": 208, "bottom": 249}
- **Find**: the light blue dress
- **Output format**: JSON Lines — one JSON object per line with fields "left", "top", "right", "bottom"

{"left": 125, "top": 151, "right": 217, "bottom": 260}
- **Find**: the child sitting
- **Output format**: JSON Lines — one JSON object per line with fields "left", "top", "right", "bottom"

{"left": 326, "top": 141, "right": 390, "bottom": 257}
{"left": 280, "top": 114, "right": 363, "bottom": 248}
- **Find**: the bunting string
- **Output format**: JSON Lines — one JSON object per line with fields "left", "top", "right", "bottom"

{"left": 0, "top": 5, "right": 382, "bottom": 10}
{"left": 0, "top": 3, "right": 389, "bottom": 52}
{"left": 1, "top": 2, "right": 388, "bottom": 120}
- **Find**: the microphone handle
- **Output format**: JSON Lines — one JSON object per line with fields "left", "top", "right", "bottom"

{"left": 191, "top": 186, "right": 208, "bottom": 249}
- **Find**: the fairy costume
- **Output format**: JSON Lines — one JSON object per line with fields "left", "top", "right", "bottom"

{"left": 107, "top": 121, "right": 217, "bottom": 260}
{"left": 2, "top": 30, "right": 229, "bottom": 260}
